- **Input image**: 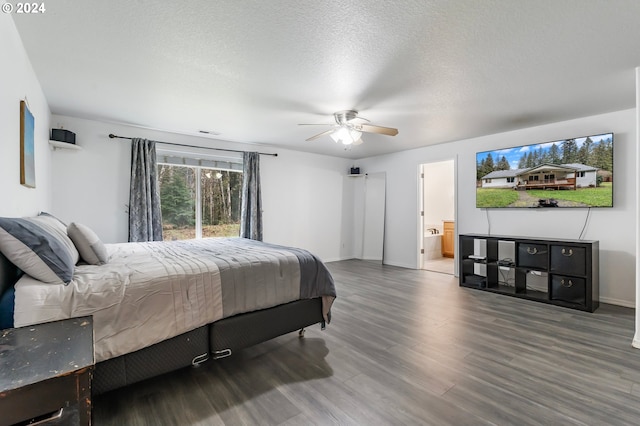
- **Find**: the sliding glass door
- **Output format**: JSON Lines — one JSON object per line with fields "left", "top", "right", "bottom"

{"left": 158, "top": 164, "right": 242, "bottom": 241}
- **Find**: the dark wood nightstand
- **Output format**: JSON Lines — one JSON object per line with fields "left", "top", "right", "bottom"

{"left": 0, "top": 316, "right": 94, "bottom": 426}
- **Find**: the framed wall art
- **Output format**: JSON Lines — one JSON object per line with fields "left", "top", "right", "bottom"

{"left": 20, "top": 100, "right": 35, "bottom": 188}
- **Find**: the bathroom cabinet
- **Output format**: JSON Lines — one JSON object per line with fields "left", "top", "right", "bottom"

{"left": 441, "top": 221, "right": 455, "bottom": 258}
{"left": 459, "top": 234, "right": 599, "bottom": 312}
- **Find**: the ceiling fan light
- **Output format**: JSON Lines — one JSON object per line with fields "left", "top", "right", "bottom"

{"left": 329, "top": 126, "right": 348, "bottom": 143}
{"left": 330, "top": 126, "right": 362, "bottom": 145}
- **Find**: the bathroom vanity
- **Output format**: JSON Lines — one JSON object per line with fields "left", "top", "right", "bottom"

{"left": 441, "top": 221, "right": 455, "bottom": 258}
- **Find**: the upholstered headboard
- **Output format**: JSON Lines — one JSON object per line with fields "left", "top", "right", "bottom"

{"left": 0, "top": 252, "right": 21, "bottom": 296}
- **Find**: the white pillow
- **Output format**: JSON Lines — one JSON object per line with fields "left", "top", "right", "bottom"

{"left": 0, "top": 215, "right": 79, "bottom": 284}
{"left": 67, "top": 222, "right": 108, "bottom": 265}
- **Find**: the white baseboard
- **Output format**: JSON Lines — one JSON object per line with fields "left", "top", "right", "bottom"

{"left": 381, "top": 260, "right": 415, "bottom": 269}
{"left": 322, "top": 259, "right": 633, "bottom": 309}
{"left": 599, "top": 296, "right": 635, "bottom": 308}
{"left": 323, "top": 256, "right": 353, "bottom": 263}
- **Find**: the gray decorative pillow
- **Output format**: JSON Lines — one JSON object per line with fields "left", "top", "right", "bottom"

{"left": 67, "top": 222, "right": 108, "bottom": 265}
{"left": 0, "top": 215, "right": 80, "bottom": 284}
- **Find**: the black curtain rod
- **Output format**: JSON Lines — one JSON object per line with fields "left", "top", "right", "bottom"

{"left": 108, "top": 134, "right": 277, "bottom": 157}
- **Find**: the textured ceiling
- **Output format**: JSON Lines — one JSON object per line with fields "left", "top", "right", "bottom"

{"left": 12, "top": 0, "right": 640, "bottom": 159}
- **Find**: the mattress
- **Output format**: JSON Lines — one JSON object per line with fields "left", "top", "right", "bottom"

{"left": 14, "top": 238, "right": 335, "bottom": 362}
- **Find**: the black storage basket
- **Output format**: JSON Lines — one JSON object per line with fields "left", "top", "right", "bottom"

{"left": 517, "top": 243, "right": 548, "bottom": 269}
{"left": 550, "top": 245, "right": 586, "bottom": 275}
{"left": 551, "top": 275, "right": 586, "bottom": 305}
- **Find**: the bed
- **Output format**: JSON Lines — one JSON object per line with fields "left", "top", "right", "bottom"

{"left": 0, "top": 214, "right": 336, "bottom": 394}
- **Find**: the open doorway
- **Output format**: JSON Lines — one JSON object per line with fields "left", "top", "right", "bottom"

{"left": 419, "top": 159, "right": 456, "bottom": 274}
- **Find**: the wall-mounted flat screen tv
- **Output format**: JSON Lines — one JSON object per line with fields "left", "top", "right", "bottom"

{"left": 476, "top": 132, "right": 613, "bottom": 208}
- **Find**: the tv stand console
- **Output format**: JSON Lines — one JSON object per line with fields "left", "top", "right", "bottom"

{"left": 459, "top": 234, "right": 599, "bottom": 312}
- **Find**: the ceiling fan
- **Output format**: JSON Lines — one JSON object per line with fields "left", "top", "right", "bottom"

{"left": 299, "top": 110, "right": 398, "bottom": 146}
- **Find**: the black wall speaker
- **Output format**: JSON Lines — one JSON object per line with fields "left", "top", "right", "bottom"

{"left": 51, "top": 129, "right": 76, "bottom": 144}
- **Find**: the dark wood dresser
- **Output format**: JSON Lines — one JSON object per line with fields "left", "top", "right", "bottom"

{"left": 0, "top": 316, "right": 94, "bottom": 425}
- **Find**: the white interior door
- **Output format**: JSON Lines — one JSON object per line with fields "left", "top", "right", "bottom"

{"left": 361, "top": 172, "right": 386, "bottom": 261}
{"left": 420, "top": 159, "right": 457, "bottom": 274}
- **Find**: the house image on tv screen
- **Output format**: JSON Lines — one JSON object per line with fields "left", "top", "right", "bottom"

{"left": 475, "top": 132, "right": 613, "bottom": 208}
{"left": 480, "top": 163, "right": 598, "bottom": 190}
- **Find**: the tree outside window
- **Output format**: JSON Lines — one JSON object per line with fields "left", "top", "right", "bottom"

{"left": 159, "top": 164, "right": 242, "bottom": 240}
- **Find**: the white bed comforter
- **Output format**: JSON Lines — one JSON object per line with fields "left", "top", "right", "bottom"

{"left": 14, "top": 238, "right": 308, "bottom": 362}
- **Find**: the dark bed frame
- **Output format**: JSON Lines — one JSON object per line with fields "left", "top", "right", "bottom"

{"left": 0, "top": 253, "right": 325, "bottom": 395}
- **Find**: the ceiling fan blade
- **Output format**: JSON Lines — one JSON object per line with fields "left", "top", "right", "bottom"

{"left": 305, "top": 129, "right": 335, "bottom": 141}
{"left": 356, "top": 123, "right": 398, "bottom": 136}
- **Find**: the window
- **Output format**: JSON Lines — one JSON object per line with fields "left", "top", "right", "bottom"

{"left": 157, "top": 149, "right": 243, "bottom": 241}
{"left": 506, "top": 177, "right": 514, "bottom": 183}
{"left": 578, "top": 171, "right": 585, "bottom": 178}
{"left": 159, "top": 165, "right": 196, "bottom": 240}
{"left": 529, "top": 175, "right": 539, "bottom": 181}
{"left": 485, "top": 178, "right": 492, "bottom": 183}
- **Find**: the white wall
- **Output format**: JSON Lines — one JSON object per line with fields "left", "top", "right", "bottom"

{"left": 0, "top": 15, "right": 51, "bottom": 217}
{"left": 359, "top": 109, "right": 636, "bottom": 307}
{"left": 260, "top": 147, "right": 351, "bottom": 261}
{"left": 49, "top": 115, "right": 351, "bottom": 261}
{"left": 423, "top": 159, "right": 455, "bottom": 230}
{"left": 361, "top": 172, "right": 386, "bottom": 261}
{"left": 343, "top": 175, "right": 365, "bottom": 259}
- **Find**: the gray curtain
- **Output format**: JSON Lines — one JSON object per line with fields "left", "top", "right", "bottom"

{"left": 240, "top": 151, "right": 263, "bottom": 240}
{"left": 129, "top": 138, "right": 163, "bottom": 242}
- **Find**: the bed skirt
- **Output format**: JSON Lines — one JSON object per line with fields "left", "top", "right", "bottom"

{"left": 93, "top": 297, "right": 324, "bottom": 395}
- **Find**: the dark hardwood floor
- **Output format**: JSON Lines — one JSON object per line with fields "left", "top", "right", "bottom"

{"left": 94, "top": 259, "right": 640, "bottom": 425}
